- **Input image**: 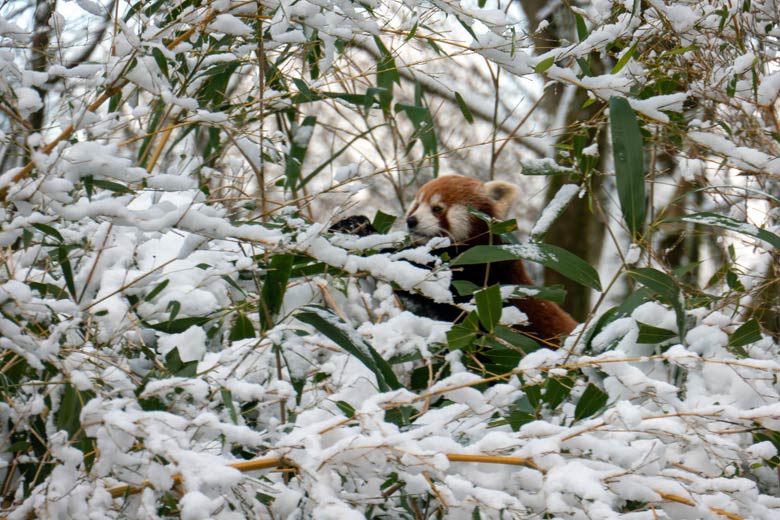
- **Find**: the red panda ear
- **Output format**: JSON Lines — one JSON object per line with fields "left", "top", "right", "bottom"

{"left": 484, "top": 180, "right": 519, "bottom": 219}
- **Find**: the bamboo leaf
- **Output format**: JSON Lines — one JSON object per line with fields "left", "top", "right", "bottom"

{"left": 296, "top": 306, "right": 401, "bottom": 391}
{"left": 544, "top": 376, "right": 573, "bottom": 408}
{"left": 372, "top": 211, "right": 396, "bottom": 234}
{"left": 474, "top": 284, "right": 502, "bottom": 333}
{"left": 729, "top": 319, "right": 761, "bottom": 349}
{"left": 56, "top": 384, "right": 95, "bottom": 437}
{"left": 636, "top": 322, "right": 677, "bottom": 343}
{"left": 663, "top": 212, "right": 780, "bottom": 250}
{"left": 144, "top": 279, "right": 170, "bottom": 302}
{"left": 395, "top": 103, "right": 439, "bottom": 175}
{"left": 260, "top": 254, "right": 294, "bottom": 332}
{"left": 454, "top": 92, "right": 475, "bottom": 124}
{"left": 534, "top": 56, "right": 555, "bottom": 73}
{"left": 574, "top": 383, "right": 608, "bottom": 421}
{"left": 374, "top": 36, "right": 400, "bottom": 112}
{"left": 32, "top": 223, "right": 63, "bottom": 243}
{"left": 284, "top": 116, "right": 317, "bottom": 191}
{"left": 57, "top": 246, "right": 77, "bottom": 301}
{"left": 629, "top": 267, "right": 686, "bottom": 338}
{"left": 447, "top": 311, "right": 480, "bottom": 351}
{"left": 230, "top": 312, "right": 256, "bottom": 341}
{"left": 610, "top": 96, "right": 646, "bottom": 240}
{"left": 452, "top": 244, "right": 602, "bottom": 291}
{"left": 610, "top": 43, "right": 637, "bottom": 74}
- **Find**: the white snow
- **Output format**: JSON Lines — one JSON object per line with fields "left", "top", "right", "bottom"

{"left": 209, "top": 14, "right": 253, "bottom": 36}
{"left": 530, "top": 183, "right": 580, "bottom": 239}
{"left": 157, "top": 325, "right": 208, "bottom": 362}
{"left": 2, "top": 1, "right": 779, "bottom": 519}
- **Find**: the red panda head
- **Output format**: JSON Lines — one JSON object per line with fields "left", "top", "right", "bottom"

{"left": 406, "top": 175, "right": 519, "bottom": 245}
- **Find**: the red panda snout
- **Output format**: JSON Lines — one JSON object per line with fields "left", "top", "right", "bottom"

{"left": 406, "top": 196, "right": 472, "bottom": 243}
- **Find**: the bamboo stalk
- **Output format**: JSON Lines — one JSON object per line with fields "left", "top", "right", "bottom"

{"left": 446, "top": 453, "right": 538, "bottom": 469}
{"left": 108, "top": 456, "right": 284, "bottom": 498}
{"left": 656, "top": 491, "right": 745, "bottom": 520}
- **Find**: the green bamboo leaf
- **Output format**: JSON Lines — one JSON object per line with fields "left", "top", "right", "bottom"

{"left": 372, "top": 211, "right": 396, "bottom": 234}
{"left": 534, "top": 56, "right": 555, "bottom": 73}
{"left": 230, "top": 312, "right": 256, "bottom": 341}
{"left": 31, "top": 223, "right": 63, "bottom": 243}
{"left": 56, "top": 384, "right": 94, "bottom": 436}
{"left": 197, "top": 61, "right": 240, "bottom": 107}
{"left": 164, "top": 347, "right": 198, "bottom": 377}
{"left": 374, "top": 36, "right": 400, "bottom": 112}
{"left": 260, "top": 254, "right": 294, "bottom": 332}
{"left": 663, "top": 212, "right": 780, "bottom": 250}
{"left": 544, "top": 376, "right": 574, "bottom": 408}
{"left": 452, "top": 282, "right": 566, "bottom": 304}
{"left": 610, "top": 96, "right": 646, "bottom": 240}
{"left": 629, "top": 267, "right": 686, "bottom": 338}
{"left": 405, "top": 21, "right": 418, "bottom": 41}
{"left": 636, "top": 322, "right": 677, "bottom": 343}
{"left": 147, "top": 316, "right": 209, "bottom": 334}
{"left": 474, "top": 284, "right": 502, "bottom": 333}
{"left": 296, "top": 306, "right": 401, "bottom": 391}
{"left": 284, "top": 116, "right": 317, "bottom": 191}
{"left": 610, "top": 43, "right": 637, "bottom": 74}
{"left": 575, "top": 14, "right": 589, "bottom": 41}
{"left": 729, "top": 319, "right": 761, "bottom": 349}
{"left": 507, "top": 285, "right": 567, "bottom": 304}
{"left": 452, "top": 280, "right": 480, "bottom": 296}
{"left": 395, "top": 103, "right": 439, "bottom": 175}
{"left": 221, "top": 390, "right": 239, "bottom": 424}
{"left": 57, "top": 246, "right": 77, "bottom": 301}
{"left": 151, "top": 47, "right": 169, "bottom": 79}
{"left": 336, "top": 400, "right": 356, "bottom": 418}
{"left": 454, "top": 92, "right": 475, "bottom": 124}
{"left": 447, "top": 311, "right": 480, "bottom": 351}
{"left": 167, "top": 300, "right": 181, "bottom": 321}
{"left": 452, "top": 244, "right": 602, "bottom": 291}
{"left": 574, "top": 383, "right": 608, "bottom": 421}
{"left": 85, "top": 178, "right": 133, "bottom": 194}
{"left": 493, "top": 325, "right": 541, "bottom": 354}
{"left": 144, "top": 279, "right": 169, "bottom": 302}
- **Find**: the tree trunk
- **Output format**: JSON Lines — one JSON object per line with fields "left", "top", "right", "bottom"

{"left": 520, "top": 1, "right": 606, "bottom": 321}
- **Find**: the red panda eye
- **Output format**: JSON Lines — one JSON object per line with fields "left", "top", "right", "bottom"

{"left": 432, "top": 206, "right": 443, "bottom": 215}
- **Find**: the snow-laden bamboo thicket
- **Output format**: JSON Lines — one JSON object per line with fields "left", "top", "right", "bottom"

{"left": 0, "top": 0, "right": 779, "bottom": 518}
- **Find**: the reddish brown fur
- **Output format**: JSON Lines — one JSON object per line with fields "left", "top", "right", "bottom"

{"left": 411, "top": 176, "right": 578, "bottom": 346}
{"left": 415, "top": 176, "right": 495, "bottom": 212}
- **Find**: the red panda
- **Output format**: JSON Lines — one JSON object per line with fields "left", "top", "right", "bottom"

{"left": 406, "top": 175, "right": 578, "bottom": 346}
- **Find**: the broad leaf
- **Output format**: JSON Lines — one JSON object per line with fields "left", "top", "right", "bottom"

{"left": 663, "top": 212, "right": 780, "bottom": 250}
{"left": 574, "top": 383, "right": 609, "bottom": 421}
{"left": 629, "top": 267, "right": 686, "bottom": 338}
{"left": 454, "top": 92, "right": 474, "bottom": 123}
{"left": 452, "top": 243, "right": 602, "bottom": 291}
{"left": 260, "top": 254, "right": 294, "bottom": 332}
{"left": 474, "top": 284, "right": 502, "bottom": 333}
{"left": 230, "top": 312, "right": 256, "bottom": 341}
{"left": 610, "top": 96, "right": 646, "bottom": 240}
{"left": 636, "top": 322, "right": 677, "bottom": 344}
{"left": 284, "top": 116, "right": 317, "bottom": 191}
{"left": 729, "top": 319, "right": 762, "bottom": 349}
{"left": 296, "top": 306, "right": 401, "bottom": 391}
